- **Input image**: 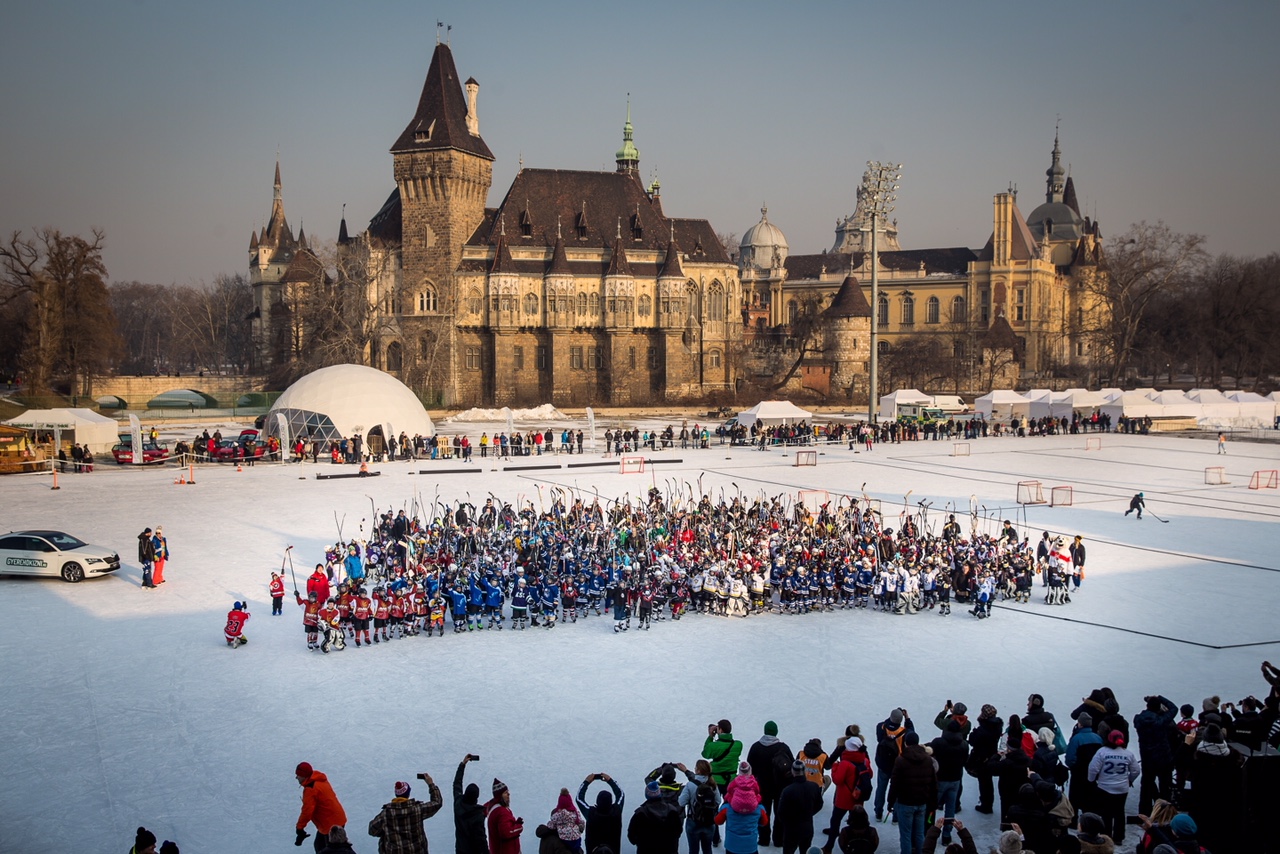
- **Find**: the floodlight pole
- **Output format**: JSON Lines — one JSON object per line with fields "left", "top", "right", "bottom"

{"left": 861, "top": 161, "right": 902, "bottom": 425}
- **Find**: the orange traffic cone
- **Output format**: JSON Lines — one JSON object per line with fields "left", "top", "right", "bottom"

{"left": 236, "top": 464, "right": 243, "bottom": 472}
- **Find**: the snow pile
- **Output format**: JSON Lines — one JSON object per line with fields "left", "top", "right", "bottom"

{"left": 446, "top": 404, "right": 569, "bottom": 423}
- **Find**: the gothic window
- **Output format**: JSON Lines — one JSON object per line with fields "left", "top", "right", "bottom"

{"left": 951, "top": 296, "right": 967, "bottom": 323}
{"left": 419, "top": 335, "right": 433, "bottom": 357}
{"left": 707, "top": 282, "right": 725, "bottom": 321}
{"left": 417, "top": 287, "right": 438, "bottom": 313}
{"left": 638, "top": 294, "right": 652, "bottom": 317}
{"left": 708, "top": 348, "right": 722, "bottom": 368}
{"left": 901, "top": 295, "right": 915, "bottom": 326}
{"left": 389, "top": 292, "right": 402, "bottom": 315}
{"left": 385, "top": 341, "right": 403, "bottom": 372}
{"left": 467, "top": 289, "right": 482, "bottom": 314}
{"left": 878, "top": 340, "right": 891, "bottom": 355}
{"left": 523, "top": 293, "right": 538, "bottom": 316}
{"left": 589, "top": 293, "right": 600, "bottom": 316}
{"left": 465, "top": 347, "right": 481, "bottom": 371}
{"left": 577, "top": 292, "right": 588, "bottom": 314}
{"left": 878, "top": 297, "right": 889, "bottom": 326}
{"left": 1014, "top": 288, "right": 1026, "bottom": 322}
{"left": 926, "top": 296, "right": 940, "bottom": 324}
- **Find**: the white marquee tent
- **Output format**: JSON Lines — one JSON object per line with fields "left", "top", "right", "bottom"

{"left": 735, "top": 400, "right": 813, "bottom": 429}
{"left": 1048, "top": 389, "right": 1109, "bottom": 420}
{"left": 1226, "top": 391, "right": 1276, "bottom": 426}
{"left": 877, "top": 389, "right": 933, "bottom": 421}
{"left": 1101, "top": 391, "right": 1165, "bottom": 421}
{"left": 3, "top": 408, "right": 119, "bottom": 452}
{"left": 974, "top": 389, "right": 1031, "bottom": 421}
{"left": 1147, "top": 390, "right": 1201, "bottom": 418}
{"left": 264, "top": 364, "right": 434, "bottom": 448}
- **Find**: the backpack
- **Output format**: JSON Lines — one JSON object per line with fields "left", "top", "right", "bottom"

{"left": 690, "top": 782, "right": 719, "bottom": 826}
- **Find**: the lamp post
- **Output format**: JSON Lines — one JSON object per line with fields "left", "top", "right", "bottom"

{"left": 860, "top": 161, "right": 902, "bottom": 424}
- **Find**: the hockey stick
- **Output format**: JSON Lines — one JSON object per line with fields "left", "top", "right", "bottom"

{"left": 286, "top": 545, "right": 298, "bottom": 593}
{"left": 1147, "top": 510, "right": 1170, "bottom": 523}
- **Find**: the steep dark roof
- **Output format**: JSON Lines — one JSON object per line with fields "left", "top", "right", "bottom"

{"left": 976, "top": 202, "right": 1040, "bottom": 263}
{"left": 822, "top": 274, "right": 872, "bottom": 319}
{"left": 477, "top": 168, "right": 729, "bottom": 264}
{"left": 606, "top": 240, "right": 632, "bottom": 276}
{"left": 1062, "top": 176, "right": 1080, "bottom": 216}
{"left": 982, "top": 314, "right": 1021, "bottom": 350}
{"left": 659, "top": 239, "right": 685, "bottom": 278}
{"left": 281, "top": 248, "right": 329, "bottom": 284}
{"left": 490, "top": 235, "right": 516, "bottom": 274}
{"left": 391, "top": 43, "right": 493, "bottom": 160}
{"left": 367, "top": 189, "right": 402, "bottom": 243}
{"left": 546, "top": 235, "right": 572, "bottom": 276}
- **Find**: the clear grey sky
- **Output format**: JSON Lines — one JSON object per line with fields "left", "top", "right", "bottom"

{"left": 3, "top": 1, "right": 1276, "bottom": 285}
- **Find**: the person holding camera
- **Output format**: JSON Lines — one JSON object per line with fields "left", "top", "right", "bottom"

{"left": 576, "top": 772, "right": 625, "bottom": 854}
{"left": 368, "top": 773, "right": 443, "bottom": 854}
{"left": 455, "top": 755, "right": 489, "bottom": 854}
{"left": 702, "top": 720, "right": 743, "bottom": 796}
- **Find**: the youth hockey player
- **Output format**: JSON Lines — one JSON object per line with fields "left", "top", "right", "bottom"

{"left": 269, "top": 571, "right": 285, "bottom": 615}
{"left": 509, "top": 578, "right": 530, "bottom": 630}
{"left": 295, "top": 589, "right": 321, "bottom": 649}
{"left": 352, "top": 587, "right": 373, "bottom": 647}
{"left": 225, "top": 601, "right": 250, "bottom": 647}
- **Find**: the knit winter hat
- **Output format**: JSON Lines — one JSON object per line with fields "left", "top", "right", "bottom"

{"left": 980, "top": 704, "right": 997, "bottom": 720}
{"left": 395, "top": 781, "right": 411, "bottom": 798}
{"left": 1038, "top": 727, "right": 1056, "bottom": 745}
{"left": 738, "top": 760, "right": 753, "bottom": 777}
{"left": 791, "top": 760, "right": 806, "bottom": 776}
{"left": 764, "top": 720, "right": 779, "bottom": 736}
{"left": 329, "top": 827, "right": 348, "bottom": 844}
{"left": 889, "top": 708, "right": 904, "bottom": 726}
{"left": 952, "top": 703, "right": 967, "bottom": 716}
{"left": 1108, "top": 730, "right": 1126, "bottom": 746}
{"left": 295, "top": 762, "right": 313, "bottom": 779}
{"left": 556, "top": 790, "right": 576, "bottom": 814}
{"left": 904, "top": 731, "right": 920, "bottom": 746}
{"left": 1170, "top": 813, "right": 1197, "bottom": 837}
{"left": 135, "top": 827, "right": 158, "bottom": 851}
{"left": 493, "top": 778, "right": 509, "bottom": 797}
{"left": 847, "top": 736, "right": 864, "bottom": 751}
{"left": 464, "top": 783, "right": 480, "bottom": 804}
{"left": 645, "top": 780, "right": 661, "bottom": 799}
{"left": 997, "top": 830, "right": 1023, "bottom": 853}
{"left": 1077, "top": 712, "right": 1093, "bottom": 728}
{"left": 1202, "top": 695, "right": 1220, "bottom": 712}
{"left": 1079, "top": 813, "right": 1104, "bottom": 835}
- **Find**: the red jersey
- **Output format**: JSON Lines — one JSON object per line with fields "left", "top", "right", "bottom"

{"left": 318, "top": 605, "right": 339, "bottom": 626}
{"left": 353, "top": 595, "right": 373, "bottom": 620}
{"left": 225, "top": 608, "right": 250, "bottom": 637}
{"left": 373, "top": 596, "right": 390, "bottom": 620}
{"left": 295, "top": 594, "right": 320, "bottom": 626}
{"left": 337, "top": 592, "right": 352, "bottom": 618}
{"left": 269, "top": 577, "right": 285, "bottom": 598}
{"left": 389, "top": 596, "right": 405, "bottom": 619}
{"left": 414, "top": 591, "right": 429, "bottom": 616}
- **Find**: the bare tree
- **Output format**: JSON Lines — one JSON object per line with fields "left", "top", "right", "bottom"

{"left": 1080, "top": 221, "right": 1206, "bottom": 384}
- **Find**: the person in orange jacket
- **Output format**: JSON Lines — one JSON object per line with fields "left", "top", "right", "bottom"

{"left": 295, "top": 762, "right": 347, "bottom": 851}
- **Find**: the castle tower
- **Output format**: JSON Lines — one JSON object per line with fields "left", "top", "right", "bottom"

{"left": 615, "top": 101, "right": 640, "bottom": 175}
{"left": 391, "top": 42, "right": 494, "bottom": 402}
{"left": 248, "top": 159, "right": 297, "bottom": 370}
{"left": 821, "top": 273, "right": 873, "bottom": 403}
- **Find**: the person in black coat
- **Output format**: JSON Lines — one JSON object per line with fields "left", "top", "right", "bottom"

{"left": 928, "top": 721, "right": 969, "bottom": 842}
{"left": 745, "top": 721, "right": 793, "bottom": 847}
{"left": 454, "top": 756, "right": 488, "bottom": 854}
{"left": 990, "top": 733, "right": 1031, "bottom": 826}
{"left": 627, "top": 784, "right": 683, "bottom": 854}
{"left": 1133, "top": 695, "right": 1177, "bottom": 816}
{"left": 1023, "top": 694, "right": 1058, "bottom": 734}
{"left": 967, "top": 706, "right": 1003, "bottom": 814}
{"left": 775, "top": 762, "right": 823, "bottom": 854}
{"left": 577, "top": 773, "right": 625, "bottom": 854}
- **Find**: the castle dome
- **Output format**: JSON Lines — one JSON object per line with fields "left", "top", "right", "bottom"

{"left": 740, "top": 206, "right": 789, "bottom": 269}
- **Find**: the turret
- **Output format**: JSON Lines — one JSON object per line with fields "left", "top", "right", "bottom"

{"left": 615, "top": 101, "right": 640, "bottom": 175}
{"left": 465, "top": 77, "right": 480, "bottom": 136}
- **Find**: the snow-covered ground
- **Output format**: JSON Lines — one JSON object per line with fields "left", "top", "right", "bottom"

{"left": 3, "top": 430, "right": 1279, "bottom": 854}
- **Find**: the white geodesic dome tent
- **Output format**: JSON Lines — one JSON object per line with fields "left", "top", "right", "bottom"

{"left": 264, "top": 364, "right": 434, "bottom": 447}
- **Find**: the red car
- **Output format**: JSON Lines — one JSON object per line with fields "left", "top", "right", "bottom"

{"left": 211, "top": 438, "right": 266, "bottom": 462}
{"left": 112, "top": 441, "right": 170, "bottom": 465}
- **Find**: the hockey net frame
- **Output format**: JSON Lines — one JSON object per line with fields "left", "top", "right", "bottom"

{"left": 951, "top": 442, "right": 971, "bottom": 457}
{"left": 1016, "top": 480, "right": 1047, "bottom": 505}
{"left": 1249, "top": 469, "right": 1278, "bottom": 490}
{"left": 1085, "top": 437, "right": 1103, "bottom": 451}
{"left": 798, "top": 489, "right": 831, "bottom": 514}
{"left": 1050, "top": 485, "right": 1073, "bottom": 507}
{"left": 619, "top": 456, "right": 646, "bottom": 474}
{"left": 793, "top": 449, "right": 818, "bottom": 467}
{"left": 1204, "top": 466, "right": 1228, "bottom": 485}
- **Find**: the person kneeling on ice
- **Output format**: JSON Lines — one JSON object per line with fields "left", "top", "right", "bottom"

{"left": 225, "top": 601, "right": 250, "bottom": 648}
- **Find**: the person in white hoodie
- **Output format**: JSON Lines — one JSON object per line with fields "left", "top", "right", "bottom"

{"left": 1087, "top": 729, "right": 1140, "bottom": 845}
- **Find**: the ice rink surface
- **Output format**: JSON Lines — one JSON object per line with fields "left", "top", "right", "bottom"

{"left": 3, "top": 429, "right": 1279, "bottom": 853}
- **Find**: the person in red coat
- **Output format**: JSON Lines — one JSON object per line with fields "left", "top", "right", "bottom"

{"left": 486, "top": 778, "right": 524, "bottom": 854}
{"left": 270, "top": 572, "right": 286, "bottom": 615}
{"left": 823, "top": 737, "right": 872, "bottom": 853}
{"left": 295, "top": 762, "right": 348, "bottom": 852}
{"left": 307, "top": 565, "right": 331, "bottom": 604}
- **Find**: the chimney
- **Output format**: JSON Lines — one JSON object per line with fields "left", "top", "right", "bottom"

{"left": 465, "top": 78, "right": 480, "bottom": 136}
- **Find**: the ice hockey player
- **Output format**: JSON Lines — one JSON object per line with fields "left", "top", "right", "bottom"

{"left": 295, "top": 589, "right": 321, "bottom": 649}
{"left": 318, "top": 597, "right": 344, "bottom": 653}
{"left": 1125, "top": 492, "right": 1145, "bottom": 519}
{"left": 509, "top": 578, "right": 530, "bottom": 630}
{"left": 225, "top": 601, "right": 250, "bottom": 647}
{"left": 352, "top": 586, "right": 373, "bottom": 647}
{"left": 269, "top": 571, "right": 285, "bottom": 615}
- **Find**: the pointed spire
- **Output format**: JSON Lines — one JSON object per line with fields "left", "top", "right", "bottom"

{"left": 490, "top": 233, "right": 516, "bottom": 274}
{"left": 392, "top": 42, "right": 493, "bottom": 160}
{"left": 1046, "top": 125, "right": 1066, "bottom": 203}
{"left": 547, "top": 234, "right": 572, "bottom": 276}
{"left": 606, "top": 239, "right": 632, "bottom": 277}
{"left": 297, "top": 223, "right": 307, "bottom": 249}
{"left": 338, "top": 203, "right": 350, "bottom": 244}
{"left": 659, "top": 237, "right": 685, "bottom": 279}
{"left": 273, "top": 159, "right": 282, "bottom": 200}
{"left": 249, "top": 231, "right": 259, "bottom": 251}
{"left": 615, "top": 96, "right": 640, "bottom": 174}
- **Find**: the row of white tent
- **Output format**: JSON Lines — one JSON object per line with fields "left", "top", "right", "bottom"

{"left": 976, "top": 388, "right": 1280, "bottom": 427}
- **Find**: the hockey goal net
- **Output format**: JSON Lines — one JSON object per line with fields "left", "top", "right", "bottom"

{"left": 793, "top": 450, "right": 818, "bottom": 467}
{"left": 951, "top": 442, "right": 971, "bottom": 457}
{"left": 1085, "top": 437, "right": 1102, "bottom": 451}
{"left": 1050, "top": 485, "right": 1073, "bottom": 507}
{"left": 1204, "top": 466, "right": 1228, "bottom": 485}
{"left": 1016, "top": 480, "right": 1047, "bottom": 505}
{"left": 798, "top": 489, "right": 831, "bottom": 514}
{"left": 1249, "top": 470, "right": 1278, "bottom": 490}
{"left": 619, "top": 456, "right": 646, "bottom": 474}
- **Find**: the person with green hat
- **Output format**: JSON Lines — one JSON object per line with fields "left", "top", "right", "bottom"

{"left": 746, "top": 721, "right": 792, "bottom": 847}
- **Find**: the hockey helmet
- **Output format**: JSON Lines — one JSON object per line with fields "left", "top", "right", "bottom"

{"left": 233, "top": 601, "right": 244, "bottom": 610}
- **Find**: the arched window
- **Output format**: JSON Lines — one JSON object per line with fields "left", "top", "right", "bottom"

{"left": 707, "top": 282, "right": 725, "bottom": 321}
{"left": 467, "top": 289, "right": 482, "bottom": 314}
{"left": 877, "top": 340, "right": 891, "bottom": 355}
{"left": 419, "top": 335, "right": 433, "bottom": 357}
{"left": 926, "top": 296, "right": 940, "bottom": 324}
{"left": 523, "top": 293, "right": 539, "bottom": 316}
{"left": 386, "top": 341, "right": 403, "bottom": 372}
{"left": 878, "top": 297, "right": 889, "bottom": 326}
{"left": 787, "top": 299, "right": 799, "bottom": 325}
{"left": 577, "top": 292, "right": 588, "bottom": 315}
{"left": 708, "top": 349, "right": 722, "bottom": 368}
{"left": 417, "top": 287, "right": 437, "bottom": 314}
{"left": 638, "top": 294, "right": 652, "bottom": 317}
{"left": 901, "top": 295, "right": 915, "bottom": 325}
{"left": 589, "top": 293, "right": 600, "bottom": 316}
{"left": 951, "top": 296, "right": 966, "bottom": 323}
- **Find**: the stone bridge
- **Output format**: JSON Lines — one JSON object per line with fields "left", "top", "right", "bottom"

{"left": 90, "top": 375, "right": 271, "bottom": 409}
